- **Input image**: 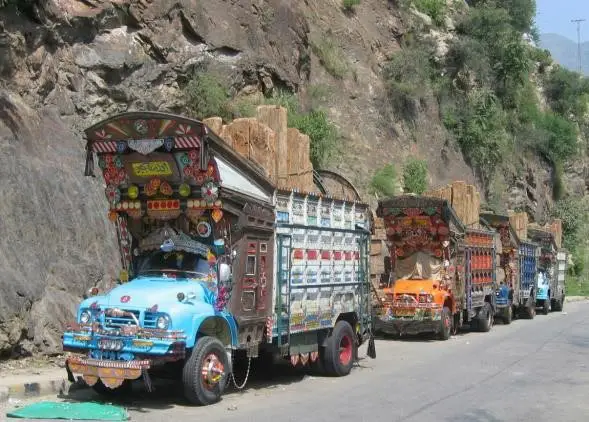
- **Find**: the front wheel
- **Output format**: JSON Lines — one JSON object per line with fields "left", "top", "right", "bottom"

{"left": 323, "top": 320, "right": 356, "bottom": 377}
{"left": 438, "top": 307, "right": 452, "bottom": 340}
{"left": 182, "top": 336, "right": 229, "bottom": 406}
{"left": 477, "top": 302, "right": 493, "bottom": 333}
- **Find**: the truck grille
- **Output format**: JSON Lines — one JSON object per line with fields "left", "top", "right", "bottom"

{"left": 103, "top": 309, "right": 159, "bottom": 329}
{"left": 104, "top": 309, "right": 140, "bottom": 328}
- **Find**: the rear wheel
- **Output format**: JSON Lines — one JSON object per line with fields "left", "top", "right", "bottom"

{"left": 503, "top": 304, "right": 513, "bottom": 325}
{"left": 323, "top": 320, "right": 356, "bottom": 377}
{"left": 542, "top": 299, "right": 550, "bottom": 315}
{"left": 477, "top": 302, "right": 493, "bottom": 332}
{"left": 182, "top": 336, "right": 229, "bottom": 406}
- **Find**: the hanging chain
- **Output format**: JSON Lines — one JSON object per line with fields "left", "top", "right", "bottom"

{"left": 229, "top": 353, "right": 251, "bottom": 390}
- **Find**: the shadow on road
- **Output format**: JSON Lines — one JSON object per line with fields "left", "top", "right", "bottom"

{"left": 57, "top": 355, "right": 373, "bottom": 412}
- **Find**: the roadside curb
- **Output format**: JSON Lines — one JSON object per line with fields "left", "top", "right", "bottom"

{"left": 565, "top": 296, "right": 589, "bottom": 303}
{"left": 0, "top": 376, "right": 87, "bottom": 404}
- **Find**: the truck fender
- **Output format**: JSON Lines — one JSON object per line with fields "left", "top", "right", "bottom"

{"left": 186, "top": 313, "right": 239, "bottom": 349}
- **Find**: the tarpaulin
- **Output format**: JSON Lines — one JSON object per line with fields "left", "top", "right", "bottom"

{"left": 6, "top": 401, "right": 129, "bottom": 420}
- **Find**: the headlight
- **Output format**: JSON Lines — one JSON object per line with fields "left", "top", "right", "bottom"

{"left": 80, "top": 310, "right": 92, "bottom": 324}
{"left": 156, "top": 315, "right": 170, "bottom": 330}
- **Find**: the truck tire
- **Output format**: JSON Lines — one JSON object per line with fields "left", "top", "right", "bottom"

{"left": 91, "top": 379, "right": 132, "bottom": 397}
{"left": 524, "top": 301, "right": 536, "bottom": 319}
{"left": 553, "top": 297, "right": 563, "bottom": 312}
{"left": 503, "top": 304, "right": 513, "bottom": 325}
{"left": 438, "top": 307, "right": 452, "bottom": 340}
{"left": 542, "top": 299, "right": 550, "bottom": 315}
{"left": 477, "top": 302, "right": 493, "bottom": 333}
{"left": 323, "top": 320, "right": 356, "bottom": 377}
{"left": 182, "top": 336, "right": 229, "bottom": 406}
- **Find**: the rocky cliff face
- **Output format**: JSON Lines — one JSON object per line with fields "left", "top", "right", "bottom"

{"left": 0, "top": 0, "right": 585, "bottom": 356}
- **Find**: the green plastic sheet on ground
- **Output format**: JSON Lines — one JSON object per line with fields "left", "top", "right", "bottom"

{"left": 6, "top": 401, "right": 129, "bottom": 420}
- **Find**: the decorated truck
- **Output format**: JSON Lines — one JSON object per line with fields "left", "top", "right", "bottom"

{"left": 372, "top": 195, "right": 497, "bottom": 340}
{"left": 517, "top": 239, "right": 540, "bottom": 318}
{"left": 554, "top": 249, "right": 568, "bottom": 312}
{"left": 480, "top": 213, "right": 520, "bottom": 324}
{"left": 528, "top": 227, "right": 563, "bottom": 314}
{"left": 61, "top": 112, "right": 374, "bottom": 406}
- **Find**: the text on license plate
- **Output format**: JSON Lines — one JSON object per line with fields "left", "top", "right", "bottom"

{"left": 394, "top": 308, "right": 416, "bottom": 316}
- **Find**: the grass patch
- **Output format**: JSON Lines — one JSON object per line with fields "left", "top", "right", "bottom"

{"left": 565, "top": 278, "right": 589, "bottom": 297}
{"left": 342, "top": 0, "right": 360, "bottom": 11}
{"left": 311, "top": 36, "right": 349, "bottom": 79}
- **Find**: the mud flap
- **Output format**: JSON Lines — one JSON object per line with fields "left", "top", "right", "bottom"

{"left": 366, "top": 335, "right": 376, "bottom": 359}
{"left": 65, "top": 361, "right": 76, "bottom": 383}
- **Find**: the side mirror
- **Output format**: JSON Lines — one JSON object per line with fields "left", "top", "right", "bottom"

{"left": 219, "top": 263, "right": 231, "bottom": 283}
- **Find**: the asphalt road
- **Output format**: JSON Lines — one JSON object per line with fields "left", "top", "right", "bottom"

{"left": 5, "top": 301, "right": 589, "bottom": 422}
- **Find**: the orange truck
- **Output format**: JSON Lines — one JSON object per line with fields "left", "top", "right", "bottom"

{"left": 372, "top": 195, "right": 497, "bottom": 340}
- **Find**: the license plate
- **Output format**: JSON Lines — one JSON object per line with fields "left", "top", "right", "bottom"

{"left": 394, "top": 308, "right": 416, "bottom": 317}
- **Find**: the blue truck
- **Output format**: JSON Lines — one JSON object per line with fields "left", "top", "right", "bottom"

{"left": 62, "top": 112, "right": 374, "bottom": 406}
{"left": 528, "top": 227, "right": 565, "bottom": 314}
{"left": 480, "top": 213, "right": 539, "bottom": 323}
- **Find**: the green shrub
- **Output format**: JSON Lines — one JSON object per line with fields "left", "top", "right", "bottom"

{"left": 290, "top": 110, "right": 339, "bottom": 169}
{"left": 311, "top": 36, "right": 349, "bottom": 79}
{"left": 342, "top": 0, "right": 360, "bottom": 11}
{"left": 552, "top": 197, "right": 587, "bottom": 250}
{"left": 536, "top": 112, "right": 578, "bottom": 162}
{"left": 403, "top": 157, "right": 428, "bottom": 194}
{"left": 412, "top": 0, "right": 446, "bottom": 26}
{"left": 370, "top": 164, "right": 398, "bottom": 198}
{"left": 185, "top": 73, "right": 231, "bottom": 121}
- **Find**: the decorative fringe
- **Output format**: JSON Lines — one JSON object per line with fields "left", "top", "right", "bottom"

{"left": 84, "top": 144, "right": 95, "bottom": 177}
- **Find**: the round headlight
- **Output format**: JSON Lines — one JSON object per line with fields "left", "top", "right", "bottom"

{"left": 156, "top": 316, "right": 169, "bottom": 330}
{"left": 80, "top": 311, "right": 91, "bottom": 324}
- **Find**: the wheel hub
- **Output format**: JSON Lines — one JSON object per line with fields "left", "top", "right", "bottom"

{"left": 201, "top": 353, "right": 225, "bottom": 388}
{"left": 339, "top": 335, "right": 353, "bottom": 366}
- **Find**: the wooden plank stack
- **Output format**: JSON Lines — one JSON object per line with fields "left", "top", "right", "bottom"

{"left": 508, "top": 211, "right": 528, "bottom": 241}
{"left": 425, "top": 181, "right": 481, "bottom": 227}
{"left": 203, "top": 106, "right": 316, "bottom": 193}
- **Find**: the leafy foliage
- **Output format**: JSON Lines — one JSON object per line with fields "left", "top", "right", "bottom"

{"left": 402, "top": 158, "right": 428, "bottom": 194}
{"left": 442, "top": 88, "right": 509, "bottom": 185}
{"left": 544, "top": 67, "right": 589, "bottom": 120}
{"left": 369, "top": 164, "right": 398, "bottom": 198}
{"left": 411, "top": 0, "right": 447, "bottom": 26}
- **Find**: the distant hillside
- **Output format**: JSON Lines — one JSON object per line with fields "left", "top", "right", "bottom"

{"left": 540, "top": 33, "right": 589, "bottom": 76}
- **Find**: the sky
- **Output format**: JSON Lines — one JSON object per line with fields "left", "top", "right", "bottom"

{"left": 536, "top": 0, "right": 589, "bottom": 42}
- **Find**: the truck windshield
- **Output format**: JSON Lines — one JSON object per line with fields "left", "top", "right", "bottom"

{"left": 397, "top": 252, "right": 442, "bottom": 281}
{"left": 136, "top": 250, "right": 211, "bottom": 279}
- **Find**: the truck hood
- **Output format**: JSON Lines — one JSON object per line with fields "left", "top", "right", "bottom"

{"left": 85, "top": 277, "right": 210, "bottom": 310}
{"left": 384, "top": 279, "right": 441, "bottom": 296}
